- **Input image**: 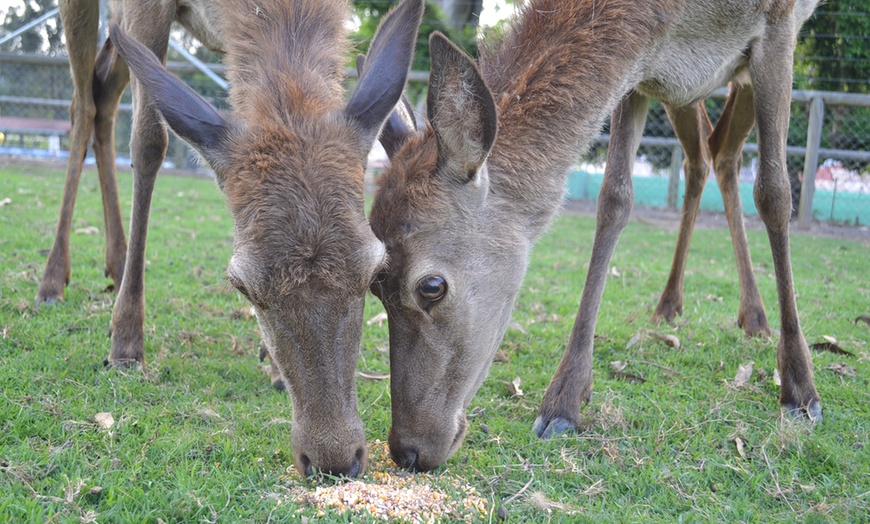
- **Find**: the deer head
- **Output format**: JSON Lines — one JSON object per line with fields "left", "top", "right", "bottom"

{"left": 369, "top": 33, "right": 530, "bottom": 471}
{"left": 110, "top": 0, "right": 423, "bottom": 478}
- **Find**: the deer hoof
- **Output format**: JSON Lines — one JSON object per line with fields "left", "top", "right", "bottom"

{"left": 35, "top": 294, "right": 60, "bottom": 305}
{"left": 532, "top": 415, "right": 576, "bottom": 439}
{"left": 737, "top": 307, "right": 771, "bottom": 338}
{"left": 651, "top": 302, "right": 681, "bottom": 325}
{"left": 782, "top": 399, "right": 822, "bottom": 424}
{"left": 35, "top": 286, "right": 63, "bottom": 305}
{"left": 103, "top": 357, "right": 143, "bottom": 371}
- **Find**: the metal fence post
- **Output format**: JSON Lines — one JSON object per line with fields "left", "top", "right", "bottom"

{"left": 667, "top": 145, "right": 683, "bottom": 209}
{"left": 797, "top": 96, "right": 824, "bottom": 229}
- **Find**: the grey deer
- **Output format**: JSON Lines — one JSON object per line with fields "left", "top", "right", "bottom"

{"left": 369, "top": 0, "right": 821, "bottom": 472}
{"left": 38, "top": 0, "right": 424, "bottom": 477}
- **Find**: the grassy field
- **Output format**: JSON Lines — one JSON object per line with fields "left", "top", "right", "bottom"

{"left": 1, "top": 164, "right": 868, "bottom": 522}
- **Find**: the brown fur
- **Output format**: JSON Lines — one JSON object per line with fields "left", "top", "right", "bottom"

{"left": 41, "top": 0, "right": 423, "bottom": 479}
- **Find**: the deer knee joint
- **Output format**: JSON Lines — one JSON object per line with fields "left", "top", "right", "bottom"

{"left": 754, "top": 172, "right": 791, "bottom": 231}
{"left": 596, "top": 183, "right": 633, "bottom": 233}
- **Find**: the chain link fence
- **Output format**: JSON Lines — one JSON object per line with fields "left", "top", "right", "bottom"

{"left": 1, "top": 3, "right": 869, "bottom": 228}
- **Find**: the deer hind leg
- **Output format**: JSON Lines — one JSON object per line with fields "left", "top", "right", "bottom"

{"left": 708, "top": 83, "right": 771, "bottom": 336}
{"left": 651, "top": 102, "right": 714, "bottom": 325}
{"left": 534, "top": 91, "right": 649, "bottom": 438}
{"left": 107, "top": 7, "right": 174, "bottom": 368}
{"left": 749, "top": 18, "right": 820, "bottom": 420}
{"left": 36, "top": 1, "right": 100, "bottom": 304}
{"left": 93, "top": 38, "right": 130, "bottom": 291}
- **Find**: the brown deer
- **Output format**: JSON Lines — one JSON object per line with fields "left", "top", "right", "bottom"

{"left": 369, "top": 0, "right": 821, "bottom": 472}
{"left": 38, "top": 0, "right": 424, "bottom": 478}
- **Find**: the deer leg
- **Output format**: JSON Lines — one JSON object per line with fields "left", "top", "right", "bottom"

{"left": 651, "top": 102, "right": 714, "bottom": 325}
{"left": 36, "top": 1, "right": 99, "bottom": 304}
{"left": 93, "top": 38, "right": 131, "bottom": 291}
{"left": 708, "top": 83, "right": 771, "bottom": 336}
{"left": 106, "top": 10, "right": 173, "bottom": 368}
{"left": 534, "top": 91, "right": 649, "bottom": 438}
{"left": 749, "top": 19, "right": 820, "bottom": 421}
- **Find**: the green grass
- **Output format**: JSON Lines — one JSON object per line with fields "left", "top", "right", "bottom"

{"left": 1, "top": 164, "right": 868, "bottom": 522}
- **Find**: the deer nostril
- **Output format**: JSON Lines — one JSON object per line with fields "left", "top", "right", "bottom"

{"left": 345, "top": 446, "right": 366, "bottom": 478}
{"left": 300, "top": 453, "right": 313, "bottom": 477}
{"left": 391, "top": 445, "right": 420, "bottom": 471}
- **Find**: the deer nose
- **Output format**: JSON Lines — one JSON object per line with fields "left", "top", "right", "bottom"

{"left": 299, "top": 446, "right": 366, "bottom": 478}
{"left": 390, "top": 443, "right": 421, "bottom": 471}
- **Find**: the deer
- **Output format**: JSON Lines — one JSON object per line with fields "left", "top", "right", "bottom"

{"left": 37, "top": 0, "right": 424, "bottom": 478}
{"left": 368, "top": 0, "right": 821, "bottom": 472}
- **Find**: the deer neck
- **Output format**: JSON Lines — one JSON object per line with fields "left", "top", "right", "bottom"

{"left": 481, "top": 0, "right": 681, "bottom": 239}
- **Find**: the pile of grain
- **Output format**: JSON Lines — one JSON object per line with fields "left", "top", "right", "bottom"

{"left": 290, "top": 442, "right": 488, "bottom": 522}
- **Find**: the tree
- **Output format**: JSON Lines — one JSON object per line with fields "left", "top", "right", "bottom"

{"left": 796, "top": 0, "right": 870, "bottom": 94}
{"left": 431, "top": 0, "right": 483, "bottom": 30}
{"left": 1, "top": 0, "right": 63, "bottom": 54}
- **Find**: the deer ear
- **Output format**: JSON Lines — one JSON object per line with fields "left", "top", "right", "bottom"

{"left": 345, "top": 0, "right": 424, "bottom": 153}
{"left": 356, "top": 53, "right": 417, "bottom": 159}
{"left": 109, "top": 24, "right": 230, "bottom": 183}
{"left": 427, "top": 32, "right": 497, "bottom": 183}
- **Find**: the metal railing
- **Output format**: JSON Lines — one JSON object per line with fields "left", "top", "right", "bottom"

{"left": 2, "top": 51, "right": 869, "bottom": 228}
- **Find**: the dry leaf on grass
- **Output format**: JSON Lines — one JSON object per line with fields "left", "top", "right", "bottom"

{"left": 730, "top": 361, "right": 754, "bottom": 388}
{"left": 610, "top": 361, "right": 628, "bottom": 372}
{"left": 651, "top": 331, "right": 680, "bottom": 349}
{"left": 0, "top": 197, "right": 11, "bottom": 206}
{"left": 366, "top": 312, "right": 387, "bottom": 327}
{"left": 356, "top": 371, "right": 390, "bottom": 380}
{"left": 197, "top": 408, "right": 221, "bottom": 419}
{"left": 508, "top": 321, "right": 527, "bottom": 334}
{"left": 773, "top": 368, "right": 782, "bottom": 386}
{"left": 528, "top": 491, "right": 578, "bottom": 514}
{"left": 609, "top": 266, "right": 621, "bottom": 278}
{"left": 493, "top": 350, "right": 510, "bottom": 363}
{"left": 735, "top": 437, "right": 747, "bottom": 459}
{"left": 854, "top": 315, "right": 870, "bottom": 327}
{"left": 74, "top": 225, "right": 100, "bottom": 235}
{"left": 609, "top": 370, "right": 646, "bottom": 383}
{"left": 505, "top": 377, "right": 524, "bottom": 397}
{"left": 824, "top": 363, "right": 857, "bottom": 378}
{"left": 93, "top": 412, "right": 114, "bottom": 429}
{"left": 626, "top": 332, "right": 642, "bottom": 349}
{"left": 810, "top": 337, "right": 854, "bottom": 356}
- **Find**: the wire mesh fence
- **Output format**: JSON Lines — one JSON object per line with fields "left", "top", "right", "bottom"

{"left": 1, "top": 1, "right": 869, "bottom": 228}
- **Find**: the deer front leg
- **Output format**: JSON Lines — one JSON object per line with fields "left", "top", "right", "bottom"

{"left": 36, "top": 1, "right": 99, "bottom": 304}
{"left": 749, "top": 18, "right": 820, "bottom": 421}
{"left": 107, "top": 14, "right": 173, "bottom": 368}
{"left": 652, "top": 102, "right": 714, "bottom": 325}
{"left": 534, "top": 91, "right": 649, "bottom": 438}
{"left": 93, "top": 37, "right": 131, "bottom": 291}
{"left": 708, "top": 83, "right": 770, "bottom": 336}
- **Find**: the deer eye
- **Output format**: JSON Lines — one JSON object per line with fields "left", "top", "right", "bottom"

{"left": 227, "top": 268, "right": 252, "bottom": 300}
{"left": 416, "top": 275, "right": 447, "bottom": 309}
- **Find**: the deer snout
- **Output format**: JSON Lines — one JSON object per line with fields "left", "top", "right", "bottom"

{"left": 291, "top": 414, "right": 368, "bottom": 478}
{"left": 388, "top": 415, "right": 467, "bottom": 472}
{"left": 295, "top": 443, "right": 368, "bottom": 478}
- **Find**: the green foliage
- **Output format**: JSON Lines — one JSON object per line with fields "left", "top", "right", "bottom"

{"left": 1, "top": 165, "right": 868, "bottom": 521}
{"left": 797, "top": 0, "right": 870, "bottom": 94}
{"left": 351, "top": 0, "right": 478, "bottom": 104}
{"left": 1, "top": 0, "right": 62, "bottom": 53}
{"left": 352, "top": 1, "right": 478, "bottom": 70}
